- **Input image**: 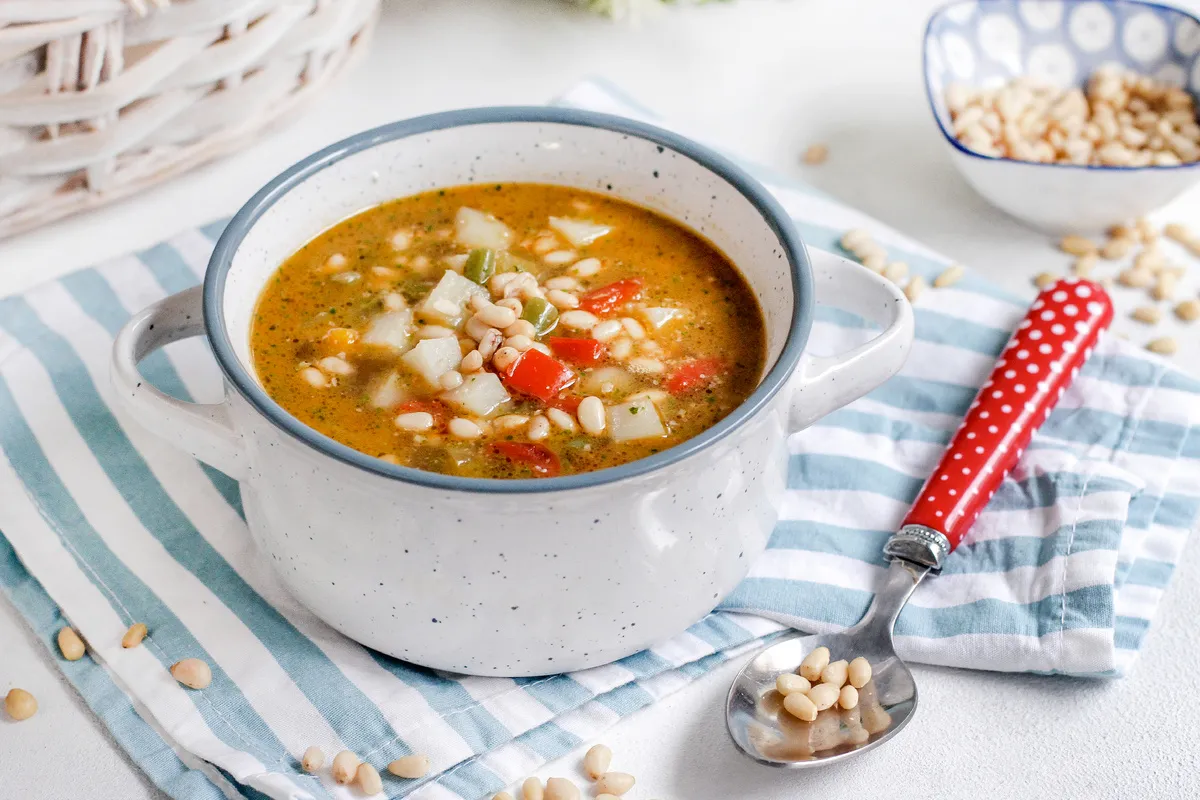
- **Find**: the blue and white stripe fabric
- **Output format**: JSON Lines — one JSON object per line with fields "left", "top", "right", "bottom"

{"left": 0, "top": 80, "right": 1196, "bottom": 800}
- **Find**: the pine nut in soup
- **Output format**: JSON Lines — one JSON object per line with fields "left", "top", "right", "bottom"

{"left": 250, "top": 184, "right": 766, "bottom": 479}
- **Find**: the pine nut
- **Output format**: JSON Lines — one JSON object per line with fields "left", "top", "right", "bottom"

{"left": 883, "top": 262, "right": 909, "bottom": 282}
{"left": 799, "top": 645, "right": 830, "bottom": 680}
{"left": 449, "top": 418, "right": 482, "bottom": 440}
{"left": 396, "top": 412, "right": 434, "bottom": 432}
{"left": 544, "top": 250, "right": 578, "bottom": 266}
{"left": 597, "top": 795, "right": 621, "bottom": 800}
{"left": 578, "top": 396, "right": 606, "bottom": 435}
{"left": 357, "top": 763, "right": 383, "bottom": 795}
{"left": 494, "top": 794, "right": 515, "bottom": 800}
{"left": 1134, "top": 247, "right": 1164, "bottom": 272}
{"left": 1059, "top": 235, "right": 1096, "bottom": 256}
{"left": 417, "top": 325, "right": 457, "bottom": 341}
{"left": 560, "top": 310, "right": 599, "bottom": 330}
{"left": 57, "top": 627, "right": 85, "bottom": 661}
{"left": 569, "top": 258, "right": 602, "bottom": 277}
{"left": 803, "top": 143, "right": 829, "bottom": 165}
{"left": 782, "top": 691, "right": 817, "bottom": 721}
{"left": 476, "top": 305, "right": 518, "bottom": 329}
{"left": 1165, "top": 222, "right": 1191, "bottom": 242}
{"left": 506, "top": 335, "right": 535, "bottom": 352}
{"left": 820, "top": 659, "right": 849, "bottom": 688}
{"left": 595, "top": 773, "right": 634, "bottom": 796}
{"left": 1118, "top": 268, "right": 1153, "bottom": 288}
{"left": 5, "top": 688, "right": 36, "bottom": 721}
{"left": 465, "top": 315, "right": 493, "bottom": 341}
{"left": 933, "top": 264, "right": 965, "bottom": 288}
{"left": 545, "top": 777, "right": 580, "bottom": 800}
{"left": 620, "top": 318, "right": 646, "bottom": 339}
{"left": 608, "top": 337, "right": 633, "bottom": 360}
{"left": 495, "top": 414, "right": 531, "bottom": 430}
{"left": 840, "top": 229, "right": 872, "bottom": 251}
{"left": 504, "top": 319, "right": 537, "bottom": 339}
{"left": 527, "top": 415, "right": 551, "bottom": 441}
{"left": 122, "top": 622, "right": 148, "bottom": 649}
{"left": 546, "top": 289, "right": 579, "bottom": 309}
{"left": 806, "top": 682, "right": 840, "bottom": 711}
{"left": 592, "top": 320, "right": 623, "bottom": 342}
{"left": 859, "top": 253, "right": 888, "bottom": 272}
{"left": 299, "top": 367, "right": 328, "bottom": 388}
{"left": 522, "top": 777, "right": 544, "bottom": 800}
{"left": 1033, "top": 272, "right": 1057, "bottom": 289}
{"left": 1100, "top": 238, "right": 1133, "bottom": 259}
{"left": 839, "top": 685, "right": 860, "bottom": 710}
{"left": 461, "top": 350, "right": 484, "bottom": 372}
{"left": 904, "top": 275, "right": 926, "bottom": 303}
{"left": 301, "top": 746, "right": 324, "bottom": 772}
{"left": 1073, "top": 254, "right": 1097, "bottom": 277}
{"left": 545, "top": 276, "right": 581, "bottom": 291}
{"left": 388, "top": 754, "right": 430, "bottom": 779}
{"left": 546, "top": 407, "right": 576, "bottom": 431}
{"left": 775, "top": 673, "right": 811, "bottom": 695}
{"left": 848, "top": 656, "right": 872, "bottom": 688}
{"left": 171, "top": 658, "right": 212, "bottom": 689}
{"left": 492, "top": 346, "right": 521, "bottom": 372}
{"left": 1147, "top": 337, "right": 1178, "bottom": 355}
{"left": 332, "top": 750, "right": 360, "bottom": 784}
{"left": 1175, "top": 299, "right": 1200, "bottom": 321}
{"left": 1154, "top": 272, "right": 1177, "bottom": 301}
{"left": 1132, "top": 306, "right": 1162, "bottom": 324}
{"left": 584, "top": 743, "right": 612, "bottom": 779}
{"left": 1137, "top": 217, "right": 1159, "bottom": 242}
{"left": 478, "top": 329, "right": 504, "bottom": 360}
{"left": 493, "top": 299, "right": 522, "bottom": 318}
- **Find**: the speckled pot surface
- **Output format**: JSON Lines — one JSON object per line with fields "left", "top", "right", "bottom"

{"left": 111, "top": 108, "right": 914, "bottom": 676}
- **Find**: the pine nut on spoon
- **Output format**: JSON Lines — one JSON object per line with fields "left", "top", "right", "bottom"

{"left": 726, "top": 279, "right": 1115, "bottom": 767}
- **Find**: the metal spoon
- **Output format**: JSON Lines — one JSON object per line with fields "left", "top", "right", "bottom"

{"left": 727, "top": 277, "right": 1114, "bottom": 766}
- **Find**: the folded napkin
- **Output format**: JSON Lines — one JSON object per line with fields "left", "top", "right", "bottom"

{"left": 2, "top": 80, "right": 1198, "bottom": 800}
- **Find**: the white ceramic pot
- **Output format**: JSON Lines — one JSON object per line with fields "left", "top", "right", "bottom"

{"left": 111, "top": 109, "right": 914, "bottom": 677}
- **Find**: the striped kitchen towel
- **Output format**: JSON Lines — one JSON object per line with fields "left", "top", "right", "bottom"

{"left": 1, "top": 79, "right": 1198, "bottom": 800}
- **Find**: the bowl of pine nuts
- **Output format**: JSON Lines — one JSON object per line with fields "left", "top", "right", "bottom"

{"left": 925, "top": 0, "right": 1200, "bottom": 233}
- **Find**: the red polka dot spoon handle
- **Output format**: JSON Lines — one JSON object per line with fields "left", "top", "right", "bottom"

{"left": 888, "top": 278, "right": 1114, "bottom": 566}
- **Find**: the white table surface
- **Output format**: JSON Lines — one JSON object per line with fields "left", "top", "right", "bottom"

{"left": 3, "top": 0, "right": 1200, "bottom": 797}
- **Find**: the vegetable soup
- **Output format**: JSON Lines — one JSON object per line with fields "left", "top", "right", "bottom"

{"left": 250, "top": 183, "right": 766, "bottom": 479}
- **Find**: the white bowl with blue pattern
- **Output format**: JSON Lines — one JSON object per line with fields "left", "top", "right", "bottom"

{"left": 925, "top": 0, "right": 1200, "bottom": 233}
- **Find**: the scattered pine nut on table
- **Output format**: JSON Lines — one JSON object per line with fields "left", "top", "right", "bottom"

{"left": 332, "top": 750, "right": 360, "bottom": 785}
{"left": 122, "top": 622, "right": 148, "bottom": 648}
{"left": 387, "top": 753, "right": 431, "bottom": 779}
{"left": 57, "top": 626, "right": 85, "bottom": 661}
{"left": 802, "top": 143, "right": 829, "bottom": 165}
{"left": 170, "top": 658, "right": 211, "bottom": 690}
{"left": 300, "top": 746, "right": 323, "bottom": 773}
{"left": 5, "top": 688, "right": 37, "bottom": 721}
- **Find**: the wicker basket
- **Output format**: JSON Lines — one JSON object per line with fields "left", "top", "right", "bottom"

{"left": 0, "top": 0, "right": 380, "bottom": 239}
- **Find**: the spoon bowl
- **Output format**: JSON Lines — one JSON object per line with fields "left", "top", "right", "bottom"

{"left": 726, "top": 560, "right": 924, "bottom": 767}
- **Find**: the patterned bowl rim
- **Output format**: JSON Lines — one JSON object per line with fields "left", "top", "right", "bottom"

{"left": 205, "top": 106, "right": 813, "bottom": 494}
{"left": 923, "top": 0, "right": 1200, "bottom": 171}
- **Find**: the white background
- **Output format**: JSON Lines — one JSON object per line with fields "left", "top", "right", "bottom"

{"left": 3, "top": 0, "right": 1200, "bottom": 797}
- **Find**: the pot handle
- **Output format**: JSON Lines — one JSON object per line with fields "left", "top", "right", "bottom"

{"left": 110, "top": 286, "right": 247, "bottom": 479}
{"left": 789, "top": 248, "right": 915, "bottom": 431}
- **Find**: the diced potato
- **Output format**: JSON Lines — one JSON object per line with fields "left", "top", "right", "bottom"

{"left": 440, "top": 372, "right": 510, "bottom": 417}
{"left": 455, "top": 207, "right": 513, "bottom": 251}
{"left": 548, "top": 216, "right": 612, "bottom": 248}
{"left": 361, "top": 309, "right": 413, "bottom": 352}
{"left": 607, "top": 399, "right": 666, "bottom": 441}
{"left": 367, "top": 371, "right": 409, "bottom": 409}
{"left": 579, "top": 366, "right": 636, "bottom": 396}
{"left": 637, "top": 306, "right": 683, "bottom": 330}
{"left": 417, "top": 270, "right": 488, "bottom": 326}
{"left": 401, "top": 337, "right": 462, "bottom": 387}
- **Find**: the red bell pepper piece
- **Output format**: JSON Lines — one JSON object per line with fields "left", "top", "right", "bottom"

{"left": 665, "top": 358, "right": 726, "bottom": 395}
{"left": 547, "top": 337, "right": 606, "bottom": 366}
{"left": 578, "top": 278, "right": 643, "bottom": 315}
{"left": 503, "top": 349, "right": 577, "bottom": 402}
{"left": 489, "top": 442, "right": 561, "bottom": 478}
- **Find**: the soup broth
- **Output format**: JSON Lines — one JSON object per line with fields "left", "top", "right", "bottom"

{"left": 250, "top": 183, "right": 767, "bottom": 479}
